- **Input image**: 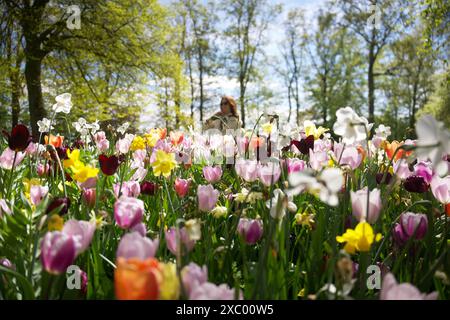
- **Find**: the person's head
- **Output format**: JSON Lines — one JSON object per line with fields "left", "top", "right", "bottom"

{"left": 220, "top": 96, "right": 238, "bottom": 117}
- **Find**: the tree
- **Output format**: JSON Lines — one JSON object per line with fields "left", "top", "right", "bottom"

{"left": 221, "top": 0, "right": 281, "bottom": 128}
{"left": 2, "top": 0, "right": 183, "bottom": 137}
{"left": 338, "top": 0, "right": 408, "bottom": 124}
{"left": 280, "top": 8, "right": 306, "bottom": 125}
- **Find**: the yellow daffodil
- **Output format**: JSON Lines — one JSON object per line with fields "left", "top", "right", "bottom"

{"left": 304, "top": 120, "right": 329, "bottom": 140}
{"left": 336, "top": 222, "right": 382, "bottom": 254}
{"left": 261, "top": 122, "right": 274, "bottom": 135}
{"left": 158, "top": 262, "right": 180, "bottom": 300}
{"left": 63, "top": 149, "right": 83, "bottom": 169}
{"left": 72, "top": 164, "right": 99, "bottom": 183}
{"left": 295, "top": 212, "right": 315, "bottom": 229}
{"left": 48, "top": 214, "right": 64, "bottom": 231}
{"left": 130, "top": 136, "right": 146, "bottom": 151}
{"left": 151, "top": 149, "right": 177, "bottom": 178}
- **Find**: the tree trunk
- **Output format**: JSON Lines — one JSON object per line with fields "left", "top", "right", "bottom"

{"left": 25, "top": 55, "right": 46, "bottom": 139}
{"left": 10, "top": 69, "right": 21, "bottom": 127}
{"left": 287, "top": 79, "right": 292, "bottom": 123}
{"left": 368, "top": 44, "right": 375, "bottom": 125}
{"left": 239, "top": 79, "right": 246, "bottom": 128}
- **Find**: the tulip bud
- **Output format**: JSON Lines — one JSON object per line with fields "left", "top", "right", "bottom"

{"left": 393, "top": 212, "right": 428, "bottom": 246}
{"left": 165, "top": 227, "right": 196, "bottom": 255}
{"left": 197, "top": 184, "right": 219, "bottom": 212}
{"left": 82, "top": 188, "right": 96, "bottom": 208}
{"left": 37, "top": 163, "right": 50, "bottom": 176}
{"left": 237, "top": 218, "right": 263, "bottom": 245}
{"left": 140, "top": 181, "right": 158, "bottom": 196}
{"left": 351, "top": 187, "right": 382, "bottom": 224}
{"left": 46, "top": 197, "right": 71, "bottom": 216}
{"left": 117, "top": 232, "right": 158, "bottom": 260}
{"left": 174, "top": 178, "right": 190, "bottom": 197}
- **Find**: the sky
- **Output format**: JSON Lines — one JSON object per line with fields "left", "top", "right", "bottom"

{"left": 142, "top": 0, "right": 328, "bottom": 129}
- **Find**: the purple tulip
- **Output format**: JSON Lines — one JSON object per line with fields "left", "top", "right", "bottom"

{"left": 113, "top": 181, "right": 141, "bottom": 198}
{"left": 190, "top": 282, "right": 242, "bottom": 300}
{"left": 351, "top": 187, "right": 382, "bottom": 224}
{"left": 165, "top": 227, "right": 196, "bottom": 255}
{"left": 430, "top": 175, "right": 450, "bottom": 205}
{"left": 237, "top": 218, "right": 263, "bottom": 245}
{"left": 197, "top": 184, "right": 219, "bottom": 212}
{"left": 114, "top": 196, "right": 144, "bottom": 229}
{"left": 380, "top": 273, "right": 438, "bottom": 300}
{"left": 0, "top": 258, "right": 13, "bottom": 269}
{"left": 181, "top": 262, "right": 208, "bottom": 297}
{"left": 414, "top": 161, "right": 433, "bottom": 184}
{"left": 140, "top": 181, "right": 158, "bottom": 196}
{"left": 131, "top": 222, "right": 147, "bottom": 237}
{"left": 116, "top": 232, "right": 159, "bottom": 260}
{"left": 404, "top": 175, "right": 429, "bottom": 193}
{"left": 62, "top": 219, "right": 96, "bottom": 254}
{"left": 40, "top": 231, "right": 77, "bottom": 274}
{"left": 393, "top": 212, "right": 428, "bottom": 246}
{"left": 203, "top": 165, "right": 223, "bottom": 184}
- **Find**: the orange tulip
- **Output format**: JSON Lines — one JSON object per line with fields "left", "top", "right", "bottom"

{"left": 356, "top": 145, "right": 366, "bottom": 162}
{"left": 157, "top": 128, "right": 167, "bottom": 140}
{"left": 45, "top": 134, "right": 64, "bottom": 148}
{"left": 170, "top": 131, "right": 184, "bottom": 146}
{"left": 249, "top": 137, "right": 265, "bottom": 150}
{"left": 384, "top": 140, "right": 412, "bottom": 161}
{"left": 446, "top": 204, "right": 450, "bottom": 217}
{"left": 115, "top": 257, "right": 161, "bottom": 300}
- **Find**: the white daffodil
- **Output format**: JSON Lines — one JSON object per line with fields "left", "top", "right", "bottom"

{"left": 117, "top": 122, "right": 130, "bottom": 135}
{"left": 333, "top": 107, "right": 373, "bottom": 144}
{"left": 73, "top": 117, "right": 87, "bottom": 132}
{"left": 415, "top": 114, "right": 450, "bottom": 176}
{"left": 266, "top": 188, "right": 297, "bottom": 220}
{"left": 37, "top": 118, "right": 53, "bottom": 133}
{"left": 374, "top": 124, "right": 391, "bottom": 139}
{"left": 52, "top": 93, "right": 72, "bottom": 114}
{"left": 288, "top": 168, "right": 344, "bottom": 206}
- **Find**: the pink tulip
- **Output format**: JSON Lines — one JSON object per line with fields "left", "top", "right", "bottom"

{"left": 258, "top": 162, "right": 281, "bottom": 186}
{"left": 165, "top": 227, "right": 196, "bottom": 255}
{"left": 62, "top": 219, "right": 96, "bottom": 254}
{"left": 393, "top": 160, "right": 412, "bottom": 180}
{"left": 309, "top": 149, "right": 329, "bottom": 171}
{"left": 116, "top": 232, "right": 159, "bottom": 260}
{"left": 190, "top": 282, "right": 242, "bottom": 300}
{"left": 114, "top": 196, "right": 144, "bottom": 229}
{"left": 235, "top": 159, "right": 259, "bottom": 182}
{"left": 237, "top": 218, "right": 263, "bottom": 245}
{"left": 82, "top": 188, "right": 96, "bottom": 208}
{"left": 94, "top": 131, "right": 109, "bottom": 152}
{"left": 40, "top": 231, "right": 77, "bottom": 274}
{"left": 37, "top": 163, "right": 50, "bottom": 176}
{"left": 351, "top": 187, "right": 382, "bottom": 224}
{"left": 131, "top": 222, "right": 147, "bottom": 237}
{"left": 30, "top": 185, "right": 49, "bottom": 206}
{"left": 334, "top": 143, "right": 362, "bottom": 169}
{"left": 285, "top": 158, "right": 306, "bottom": 175}
{"left": 380, "top": 273, "right": 438, "bottom": 300}
{"left": 197, "top": 184, "right": 219, "bottom": 212}
{"left": 0, "top": 148, "right": 26, "bottom": 170}
{"left": 0, "top": 199, "right": 11, "bottom": 217}
{"left": 430, "top": 175, "right": 450, "bottom": 204}
{"left": 174, "top": 178, "right": 190, "bottom": 197}
{"left": 113, "top": 181, "right": 141, "bottom": 198}
{"left": 203, "top": 165, "right": 223, "bottom": 184}
{"left": 181, "top": 263, "right": 208, "bottom": 297}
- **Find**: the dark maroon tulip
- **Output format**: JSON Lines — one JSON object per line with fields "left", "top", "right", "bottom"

{"left": 140, "top": 181, "right": 158, "bottom": 196}
{"left": 376, "top": 172, "right": 392, "bottom": 185}
{"left": 51, "top": 146, "right": 69, "bottom": 161}
{"left": 72, "top": 139, "right": 84, "bottom": 149}
{"left": 291, "top": 135, "right": 315, "bottom": 155}
{"left": 404, "top": 175, "right": 429, "bottom": 193}
{"left": 46, "top": 197, "right": 71, "bottom": 215}
{"left": 99, "top": 154, "right": 119, "bottom": 175}
{"left": 3, "top": 124, "right": 32, "bottom": 151}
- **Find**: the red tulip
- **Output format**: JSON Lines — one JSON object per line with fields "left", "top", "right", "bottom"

{"left": 99, "top": 154, "right": 120, "bottom": 176}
